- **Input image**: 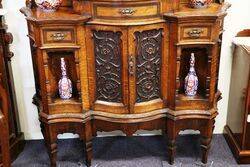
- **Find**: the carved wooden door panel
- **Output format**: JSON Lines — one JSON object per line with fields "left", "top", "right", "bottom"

{"left": 86, "top": 26, "right": 129, "bottom": 114}
{"left": 128, "top": 24, "right": 168, "bottom": 113}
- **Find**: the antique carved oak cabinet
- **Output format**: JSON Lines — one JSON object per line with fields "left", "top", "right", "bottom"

{"left": 21, "top": 0, "right": 229, "bottom": 166}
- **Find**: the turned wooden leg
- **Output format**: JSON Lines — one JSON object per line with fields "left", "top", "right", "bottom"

{"left": 43, "top": 124, "right": 57, "bottom": 167}
{"left": 200, "top": 136, "right": 212, "bottom": 164}
{"left": 167, "top": 119, "right": 178, "bottom": 165}
{"left": 85, "top": 140, "right": 93, "bottom": 167}
{"left": 168, "top": 139, "right": 177, "bottom": 165}
{"left": 84, "top": 121, "right": 93, "bottom": 167}
{"left": 200, "top": 119, "right": 214, "bottom": 164}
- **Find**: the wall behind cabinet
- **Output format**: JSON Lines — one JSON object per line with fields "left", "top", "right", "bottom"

{"left": 2, "top": 0, "right": 250, "bottom": 139}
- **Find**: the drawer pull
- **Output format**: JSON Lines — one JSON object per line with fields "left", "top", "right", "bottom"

{"left": 119, "top": 8, "right": 136, "bottom": 16}
{"left": 187, "top": 29, "right": 203, "bottom": 38}
{"left": 128, "top": 56, "right": 135, "bottom": 76}
{"left": 50, "top": 32, "right": 67, "bottom": 41}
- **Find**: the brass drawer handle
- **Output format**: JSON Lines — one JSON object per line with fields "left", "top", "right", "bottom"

{"left": 50, "top": 32, "right": 67, "bottom": 41}
{"left": 119, "top": 8, "right": 136, "bottom": 16}
{"left": 128, "top": 56, "right": 135, "bottom": 76}
{"left": 187, "top": 28, "right": 203, "bottom": 38}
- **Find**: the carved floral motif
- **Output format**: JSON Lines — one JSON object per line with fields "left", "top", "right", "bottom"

{"left": 93, "top": 31, "right": 122, "bottom": 102}
{"left": 135, "top": 29, "right": 162, "bottom": 102}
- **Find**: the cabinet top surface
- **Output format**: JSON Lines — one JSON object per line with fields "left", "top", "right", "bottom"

{"left": 20, "top": 8, "right": 91, "bottom": 24}
{"left": 21, "top": 2, "right": 230, "bottom": 24}
{"left": 164, "top": 3, "right": 231, "bottom": 19}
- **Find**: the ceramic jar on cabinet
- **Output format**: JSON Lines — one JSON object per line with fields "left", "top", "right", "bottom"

{"left": 35, "top": 0, "right": 62, "bottom": 12}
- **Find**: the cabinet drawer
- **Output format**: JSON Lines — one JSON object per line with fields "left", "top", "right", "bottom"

{"left": 180, "top": 26, "right": 212, "bottom": 42}
{"left": 42, "top": 27, "right": 76, "bottom": 44}
{"left": 93, "top": 2, "right": 160, "bottom": 19}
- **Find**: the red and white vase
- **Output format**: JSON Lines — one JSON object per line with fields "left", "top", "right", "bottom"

{"left": 35, "top": 0, "right": 62, "bottom": 12}
{"left": 189, "top": 0, "right": 212, "bottom": 8}
{"left": 184, "top": 53, "right": 198, "bottom": 96}
{"left": 58, "top": 58, "right": 72, "bottom": 100}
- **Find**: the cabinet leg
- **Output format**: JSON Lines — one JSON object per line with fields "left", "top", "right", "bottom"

{"left": 200, "top": 119, "right": 214, "bottom": 164}
{"left": 167, "top": 119, "right": 177, "bottom": 165}
{"left": 85, "top": 140, "right": 93, "bottom": 167}
{"left": 48, "top": 142, "right": 57, "bottom": 167}
{"left": 43, "top": 124, "right": 57, "bottom": 167}
{"left": 84, "top": 121, "right": 93, "bottom": 166}
{"left": 200, "top": 136, "right": 211, "bottom": 164}
{"left": 168, "top": 139, "right": 176, "bottom": 165}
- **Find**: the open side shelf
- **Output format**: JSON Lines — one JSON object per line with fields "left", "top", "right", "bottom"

{"left": 176, "top": 46, "right": 211, "bottom": 110}
{"left": 46, "top": 51, "right": 81, "bottom": 102}
{"left": 43, "top": 50, "right": 82, "bottom": 114}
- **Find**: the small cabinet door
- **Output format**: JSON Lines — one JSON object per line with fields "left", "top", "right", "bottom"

{"left": 128, "top": 24, "right": 168, "bottom": 113}
{"left": 86, "top": 26, "right": 129, "bottom": 114}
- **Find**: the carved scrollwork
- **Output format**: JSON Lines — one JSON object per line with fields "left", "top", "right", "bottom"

{"left": 135, "top": 29, "right": 163, "bottom": 103}
{"left": 26, "top": 0, "right": 36, "bottom": 8}
{"left": 3, "top": 33, "right": 14, "bottom": 61}
{"left": 213, "top": 90, "right": 222, "bottom": 109}
{"left": 27, "top": 34, "right": 37, "bottom": 50}
{"left": 93, "top": 31, "right": 122, "bottom": 102}
{"left": 4, "top": 32, "right": 13, "bottom": 44}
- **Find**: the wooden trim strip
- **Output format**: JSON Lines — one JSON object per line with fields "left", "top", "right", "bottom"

{"left": 39, "top": 45, "right": 81, "bottom": 50}
{"left": 176, "top": 41, "right": 216, "bottom": 46}
{"left": 39, "top": 107, "right": 218, "bottom": 123}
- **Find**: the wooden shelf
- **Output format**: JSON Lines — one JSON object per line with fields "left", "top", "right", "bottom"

{"left": 51, "top": 98, "right": 81, "bottom": 105}
{"left": 45, "top": 51, "right": 81, "bottom": 103}
{"left": 176, "top": 47, "right": 210, "bottom": 100}
{"left": 48, "top": 98, "right": 82, "bottom": 114}
{"left": 176, "top": 93, "right": 209, "bottom": 110}
{"left": 177, "top": 93, "right": 206, "bottom": 101}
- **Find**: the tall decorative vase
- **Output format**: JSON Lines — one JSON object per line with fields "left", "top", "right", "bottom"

{"left": 58, "top": 58, "right": 72, "bottom": 100}
{"left": 184, "top": 53, "right": 198, "bottom": 96}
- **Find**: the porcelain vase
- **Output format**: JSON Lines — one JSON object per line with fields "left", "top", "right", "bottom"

{"left": 189, "top": 0, "right": 212, "bottom": 8}
{"left": 35, "top": 0, "right": 62, "bottom": 12}
{"left": 184, "top": 53, "right": 198, "bottom": 96}
{"left": 58, "top": 58, "right": 72, "bottom": 100}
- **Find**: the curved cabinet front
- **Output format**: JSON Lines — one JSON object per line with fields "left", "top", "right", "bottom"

{"left": 86, "top": 25, "right": 129, "bottom": 114}
{"left": 86, "top": 23, "right": 168, "bottom": 114}
{"left": 128, "top": 23, "right": 168, "bottom": 113}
